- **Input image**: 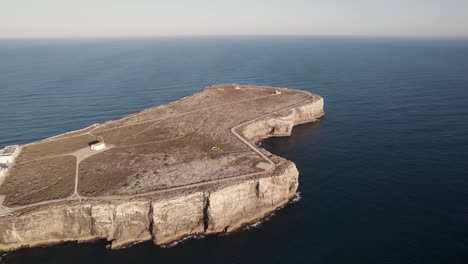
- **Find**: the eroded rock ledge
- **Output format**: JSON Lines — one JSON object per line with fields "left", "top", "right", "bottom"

{"left": 0, "top": 88, "right": 324, "bottom": 252}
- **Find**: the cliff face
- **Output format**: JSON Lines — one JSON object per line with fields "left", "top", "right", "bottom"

{"left": 0, "top": 163, "right": 299, "bottom": 251}
{"left": 0, "top": 201, "right": 153, "bottom": 251}
{"left": 0, "top": 94, "right": 324, "bottom": 252}
{"left": 206, "top": 162, "right": 299, "bottom": 234}
{"left": 242, "top": 96, "right": 324, "bottom": 143}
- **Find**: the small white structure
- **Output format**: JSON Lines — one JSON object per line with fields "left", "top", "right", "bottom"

{"left": 0, "top": 163, "right": 8, "bottom": 177}
{"left": 0, "top": 145, "right": 20, "bottom": 164}
{"left": 275, "top": 90, "right": 282, "bottom": 95}
{"left": 233, "top": 83, "right": 241, "bottom": 90}
{"left": 89, "top": 141, "right": 106, "bottom": 151}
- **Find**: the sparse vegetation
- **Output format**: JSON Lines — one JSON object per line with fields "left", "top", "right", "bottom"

{"left": 0, "top": 85, "right": 317, "bottom": 204}
{"left": 0, "top": 155, "right": 76, "bottom": 206}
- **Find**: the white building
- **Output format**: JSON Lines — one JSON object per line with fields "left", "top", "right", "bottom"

{"left": 0, "top": 145, "right": 20, "bottom": 164}
{"left": 0, "top": 163, "right": 8, "bottom": 177}
{"left": 89, "top": 141, "right": 106, "bottom": 151}
{"left": 275, "top": 90, "right": 282, "bottom": 95}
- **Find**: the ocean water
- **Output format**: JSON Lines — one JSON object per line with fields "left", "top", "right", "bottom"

{"left": 1, "top": 37, "right": 468, "bottom": 263}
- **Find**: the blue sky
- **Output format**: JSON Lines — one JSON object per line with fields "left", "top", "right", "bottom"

{"left": 1, "top": 0, "right": 467, "bottom": 38}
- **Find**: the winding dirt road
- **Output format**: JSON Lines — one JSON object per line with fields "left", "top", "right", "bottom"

{"left": 0, "top": 89, "right": 317, "bottom": 216}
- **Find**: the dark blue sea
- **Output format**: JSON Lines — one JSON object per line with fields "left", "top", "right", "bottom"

{"left": 1, "top": 37, "right": 467, "bottom": 263}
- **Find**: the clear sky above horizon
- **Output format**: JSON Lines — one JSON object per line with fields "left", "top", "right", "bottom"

{"left": 1, "top": 0, "right": 467, "bottom": 38}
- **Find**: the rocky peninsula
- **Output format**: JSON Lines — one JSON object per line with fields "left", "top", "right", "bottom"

{"left": 0, "top": 84, "right": 324, "bottom": 252}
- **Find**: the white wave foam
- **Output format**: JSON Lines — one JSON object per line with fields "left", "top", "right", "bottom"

{"left": 0, "top": 253, "right": 7, "bottom": 264}
{"left": 291, "top": 192, "right": 302, "bottom": 203}
{"left": 242, "top": 192, "right": 302, "bottom": 231}
{"left": 163, "top": 192, "right": 302, "bottom": 247}
{"left": 160, "top": 235, "right": 205, "bottom": 248}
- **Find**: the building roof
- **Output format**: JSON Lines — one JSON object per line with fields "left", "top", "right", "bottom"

{"left": 0, "top": 145, "right": 19, "bottom": 156}
{"left": 88, "top": 141, "right": 105, "bottom": 147}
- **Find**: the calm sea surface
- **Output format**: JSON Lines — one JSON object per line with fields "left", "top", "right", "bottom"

{"left": 0, "top": 37, "right": 467, "bottom": 263}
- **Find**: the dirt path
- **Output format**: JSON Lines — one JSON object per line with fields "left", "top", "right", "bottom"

{"left": 0, "top": 90, "right": 315, "bottom": 215}
{"left": 28, "top": 92, "right": 277, "bottom": 146}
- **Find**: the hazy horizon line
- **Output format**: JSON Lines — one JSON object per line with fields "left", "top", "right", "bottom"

{"left": 1, "top": 34, "right": 468, "bottom": 41}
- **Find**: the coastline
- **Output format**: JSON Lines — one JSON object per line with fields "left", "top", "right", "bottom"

{"left": 0, "top": 86, "right": 324, "bottom": 252}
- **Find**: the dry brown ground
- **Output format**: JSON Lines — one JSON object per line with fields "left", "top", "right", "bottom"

{"left": 0, "top": 156, "right": 76, "bottom": 206}
{"left": 78, "top": 133, "right": 257, "bottom": 196}
{"left": 17, "top": 134, "right": 95, "bottom": 162}
{"left": 1, "top": 84, "right": 315, "bottom": 205}
{"left": 91, "top": 84, "right": 272, "bottom": 131}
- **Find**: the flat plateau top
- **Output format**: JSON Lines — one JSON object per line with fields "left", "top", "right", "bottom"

{"left": 0, "top": 85, "right": 320, "bottom": 208}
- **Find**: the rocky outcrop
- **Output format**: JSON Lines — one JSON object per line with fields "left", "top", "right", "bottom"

{"left": 205, "top": 163, "right": 299, "bottom": 233}
{"left": 0, "top": 93, "right": 324, "bottom": 252}
{"left": 241, "top": 95, "right": 324, "bottom": 143}
{"left": 0, "top": 201, "right": 153, "bottom": 251}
